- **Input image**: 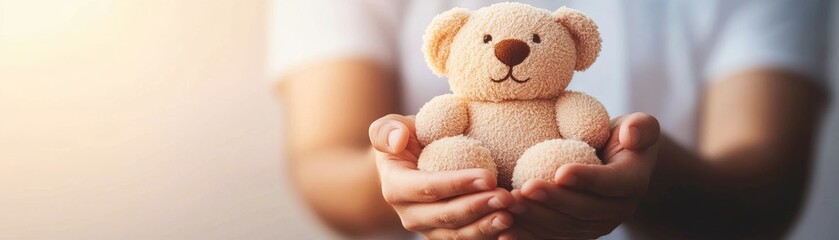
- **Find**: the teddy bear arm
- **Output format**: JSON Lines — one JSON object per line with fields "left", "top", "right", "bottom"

{"left": 415, "top": 94, "right": 470, "bottom": 146}
{"left": 555, "top": 91, "right": 610, "bottom": 149}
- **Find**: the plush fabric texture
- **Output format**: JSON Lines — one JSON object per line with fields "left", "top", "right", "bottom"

{"left": 467, "top": 99, "right": 561, "bottom": 189}
{"left": 416, "top": 2, "right": 609, "bottom": 189}
{"left": 556, "top": 91, "right": 611, "bottom": 149}
{"left": 512, "top": 139, "right": 601, "bottom": 188}
{"left": 554, "top": 6, "right": 602, "bottom": 71}
{"left": 417, "top": 135, "right": 497, "bottom": 178}
{"left": 422, "top": 8, "right": 471, "bottom": 76}
{"left": 415, "top": 94, "right": 469, "bottom": 146}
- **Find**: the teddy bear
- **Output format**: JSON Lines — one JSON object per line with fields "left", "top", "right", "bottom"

{"left": 415, "top": 2, "right": 610, "bottom": 190}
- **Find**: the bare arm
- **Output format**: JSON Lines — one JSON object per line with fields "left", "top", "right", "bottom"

{"left": 277, "top": 58, "right": 402, "bottom": 236}
{"left": 635, "top": 68, "right": 826, "bottom": 238}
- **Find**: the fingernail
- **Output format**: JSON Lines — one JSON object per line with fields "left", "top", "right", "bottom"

{"left": 510, "top": 203, "right": 526, "bottom": 213}
{"left": 492, "top": 216, "right": 510, "bottom": 231}
{"left": 473, "top": 179, "right": 490, "bottom": 190}
{"left": 530, "top": 190, "right": 547, "bottom": 201}
{"left": 628, "top": 126, "right": 641, "bottom": 147}
{"left": 387, "top": 129, "right": 400, "bottom": 151}
{"left": 488, "top": 197, "right": 506, "bottom": 209}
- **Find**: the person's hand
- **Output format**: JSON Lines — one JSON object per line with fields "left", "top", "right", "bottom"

{"left": 499, "top": 112, "right": 660, "bottom": 240}
{"left": 370, "top": 114, "right": 516, "bottom": 239}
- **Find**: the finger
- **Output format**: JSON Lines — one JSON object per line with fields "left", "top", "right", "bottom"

{"left": 369, "top": 114, "right": 416, "bottom": 154}
{"left": 513, "top": 197, "right": 617, "bottom": 239}
{"left": 519, "top": 180, "right": 634, "bottom": 221}
{"left": 599, "top": 119, "right": 625, "bottom": 161}
{"left": 554, "top": 162, "right": 649, "bottom": 197}
{"left": 617, "top": 112, "right": 660, "bottom": 150}
{"left": 402, "top": 188, "right": 513, "bottom": 230}
{"left": 375, "top": 149, "right": 419, "bottom": 175}
{"left": 498, "top": 225, "right": 541, "bottom": 240}
{"left": 509, "top": 189, "right": 528, "bottom": 214}
{"left": 424, "top": 211, "right": 513, "bottom": 240}
{"left": 380, "top": 167, "right": 496, "bottom": 204}
{"left": 511, "top": 189, "right": 613, "bottom": 239}
{"left": 501, "top": 191, "right": 536, "bottom": 240}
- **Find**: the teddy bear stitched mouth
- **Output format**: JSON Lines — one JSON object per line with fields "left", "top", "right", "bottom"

{"left": 491, "top": 38, "right": 531, "bottom": 83}
{"left": 490, "top": 66, "right": 531, "bottom": 83}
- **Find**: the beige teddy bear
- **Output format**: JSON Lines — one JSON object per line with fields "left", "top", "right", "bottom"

{"left": 415, "top": 2, "right": 610, "bottom": 189}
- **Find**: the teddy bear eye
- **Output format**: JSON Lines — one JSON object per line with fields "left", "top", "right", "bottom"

{"left": 532, "top": 34, "right": 541, "bottom": 43}
{"left": 483, "top": 34, "right": 492, "bottom": 44}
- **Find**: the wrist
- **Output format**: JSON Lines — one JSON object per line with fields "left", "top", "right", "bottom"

{"left": 641, "top": 134, "right": 701, "bottom": 203}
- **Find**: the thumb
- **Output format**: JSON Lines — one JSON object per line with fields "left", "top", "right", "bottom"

{"left": 618, "top": 112, "right": 660, "bottom": 150}
{"left": 369, "top": 114, "right": 414, "bottom": 154}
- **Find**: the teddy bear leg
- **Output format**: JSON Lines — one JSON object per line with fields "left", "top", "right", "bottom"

{"left": 511, "top": 139, "right": 601, "bottom": 189}
{"left": 417, "top": 135, "right": 497, "bottom": 178}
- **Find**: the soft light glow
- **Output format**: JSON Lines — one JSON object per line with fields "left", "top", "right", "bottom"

{"left": 0, "top": 0, "right": 112, "bottom": 41}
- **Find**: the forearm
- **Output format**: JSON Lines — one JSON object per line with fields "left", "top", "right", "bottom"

{"left": 291, "top": 147, "right": 402, "bottom": 236}
{"left": 634, "top": 133, "right": 811, "bottom": 238}
{"left": 633, "top": 70, "right": 826, "bottom": 238}
{"left": 278, "top": 58, "right": 404, "bottom": 236}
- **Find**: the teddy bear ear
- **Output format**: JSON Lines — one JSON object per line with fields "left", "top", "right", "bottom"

{"left": 423, "top": 8, "right": 471, "bottom": 77}
{"left": 554, "top": 6, "right": 601, "bottom": 71}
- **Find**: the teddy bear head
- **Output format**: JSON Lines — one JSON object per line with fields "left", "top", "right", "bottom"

{"left": 423, "top": 2, "right": 601, "bottom": 102}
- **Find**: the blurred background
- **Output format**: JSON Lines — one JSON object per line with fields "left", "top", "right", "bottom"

{"left": 0, "top": 0, "right": 836, "bottom": 239}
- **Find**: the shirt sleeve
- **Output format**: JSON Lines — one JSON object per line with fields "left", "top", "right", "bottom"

{"left": 266, "top": 0, "right": 401, "bottom": 84}
{"left": 704, "top": 0, "right": 830, "bottom": 83}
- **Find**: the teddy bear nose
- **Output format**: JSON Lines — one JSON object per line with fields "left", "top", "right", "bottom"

{"left": 494, "top": 39, "right": 530, "bottom": 66}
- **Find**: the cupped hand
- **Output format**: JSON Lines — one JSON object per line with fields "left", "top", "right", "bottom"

{"left": 500, "top": 112, "right": 661, "bottom": 240}
{"left": 370, "top": 114, "right": 516, "bottom": 240}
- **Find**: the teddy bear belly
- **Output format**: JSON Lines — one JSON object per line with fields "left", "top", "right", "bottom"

{"left": 466, "top": 99, "right": 561, "bottom": 188}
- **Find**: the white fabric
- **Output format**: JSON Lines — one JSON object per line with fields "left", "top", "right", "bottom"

{"left": 269, "top": 0, "right": 827, "bottom": 147}
{"left": 268, "top": 0, "right": 828, "bottom": 238}
{"left": 267, "top": 0, "right": 402, "bottom": 78}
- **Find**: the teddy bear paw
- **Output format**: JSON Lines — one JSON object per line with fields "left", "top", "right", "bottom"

{"left": 417, "top": 135, "right": 497, "bottom": 177}
{"left": 511, "top": 139, "right": 601, "bottom": 188}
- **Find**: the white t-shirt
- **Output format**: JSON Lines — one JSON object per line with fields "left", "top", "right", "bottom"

{"left": 269, "top": 0, "right": 827, "bottom": 148}
{"left": 269, "top": 0, "right": 828, "bottom": 238}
